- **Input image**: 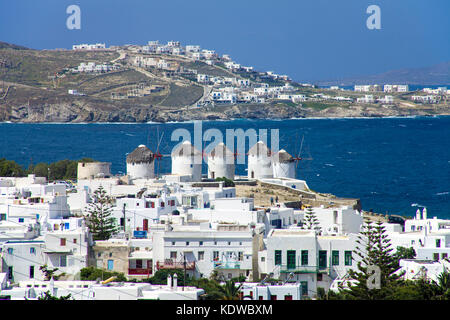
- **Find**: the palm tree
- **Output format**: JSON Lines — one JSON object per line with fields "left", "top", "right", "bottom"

{"left": 434, "top": 270, "right": 450, "bottom": 300}
{"left": 218, "top": 280, "right": 242, "bottom": 300}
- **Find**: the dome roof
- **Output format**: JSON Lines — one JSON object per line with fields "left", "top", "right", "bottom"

{"left": 248, "top": 141, "right": 271, "bottom": 157}
{"left": 273, "top": 149, "right": 294, "bottom": 163}
{"left": 208, "top": 142, "right": 234, "bottom": 158}
{"left": 126, "top": 145, "right": 154, "bottom": 164}
{"left": 171, "top": 140, "right": 201, "bottom": 157}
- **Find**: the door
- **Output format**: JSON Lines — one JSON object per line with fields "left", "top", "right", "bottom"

{"left": 107, "top": 259, "right": 114, "bottom": 271}
{"left": 300, "top": 281, "right": 308, "bottom": 297}
{"left": 136, "top": 259, "right": 143, "bottom": 269}
{"left": 287, "top": 250, "right": 296, "bottom": 269}
{"left": 319, "top": 251, "right": 327, "bottom": 269}
{"left": 211, "top": 171, "right": 215, "bottom": 179}
{"left": 143, "top": 219, "right": 148, "bottom": 232}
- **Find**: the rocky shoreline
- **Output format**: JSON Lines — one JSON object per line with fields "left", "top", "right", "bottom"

{"left": 3, "top": 101, "right": 449, "bottom": 123}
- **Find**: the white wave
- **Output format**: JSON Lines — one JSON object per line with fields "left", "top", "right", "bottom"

{"left": 436, "top": 192, "right": 449, "bottom": 196}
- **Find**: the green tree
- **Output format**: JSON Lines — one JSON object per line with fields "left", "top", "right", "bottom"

{"left": 85, "top": 186, "right": 118, "bottom": 241}
{"left": 215, "top": 177, "right": 235, "bottom": 187}
{"left": 0, "top": 158, "right": 25, "bottom": 177}
{"left": 38, "top": 291, "right": 72, "bottom": 300}
{"left": 39, "top": 265, "right": 66, "bottom": 281}
{"left": 340, "top": 220, "right": 403, "bottom": 300}
{"left": 217, "top": 280, "right": 242, "bottom": 300}
{"left": 302, "top": 207, "right": 321, "bottom": 234}
{"left": 79, "top": 267, "right": 127, "bottom": 282}
{"left": 393, "top": 246, "right": 416, "bottom": 260}
{"left": 32, "top": 162, "right": 49, "bottom": 178}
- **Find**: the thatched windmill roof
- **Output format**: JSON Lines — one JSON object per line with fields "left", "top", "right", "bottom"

{"left": 248, "top": 141, "right": 271, "bottom": 157}
{"left": 126, "top": 145, "right": 155, "bottom": 164}
{"left": 171, "top": 140, "right": 201, "bottom": 157}
{"left": 273, "top": 149, "right": 295, "bottom": 163}
{"left": 208, "top": 142, "right": 234, "bottom": 159}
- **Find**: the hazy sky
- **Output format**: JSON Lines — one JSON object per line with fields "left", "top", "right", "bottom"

{"left": 0, "top": 0, "right": 449, "bottom": 82}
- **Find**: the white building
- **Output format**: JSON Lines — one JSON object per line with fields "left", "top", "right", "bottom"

{"left": 248, "top": 141, "right": 273, "bottom": 180}
{"left": 126, "top": 145, "right": 155, "bottom": 180}
{"left": 206, "top": 143, "right": 235, "bottom": 180}
{"left": 171, "top": 141, "right": 202, "bottom": 182}
{"left": 272, "top": 150, "right": 296, "bottom": 179}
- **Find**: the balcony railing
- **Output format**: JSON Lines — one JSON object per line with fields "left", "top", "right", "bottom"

{"left": 156, "top": 259, "right": 195, "bottom": 270}
{"left": 128, "top": 268, "right": 153, "bottom": 276}
{"left": 278, "top": 264, "right": 321, "bottom": 274}
{"left": 213, "top": 260, "right": 243, "bottom": 269}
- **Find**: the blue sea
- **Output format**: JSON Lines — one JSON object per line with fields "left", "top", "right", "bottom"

{"left": 1, "top": 117, "right": 449, "bottom": 219}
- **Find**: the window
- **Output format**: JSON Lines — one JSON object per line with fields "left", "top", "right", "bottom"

{"left": 261, "top": 257, "right": 265, "bottom": 262}
{"left": 161, "top": 202, "right": 165, "bottom": 208}
{"left": 30, "top": 247, "right": 36, "bottom": 254}
{"left": 318, "top": 251, "right": 327, "bottom": 269}
{"left": 301, "top": 250, "right": 308, "bottom": 266}
{"left": 198, "top": 251, "right": 204, "bottom": 261}
{"left": 275, "top": 250, "right": 282, "bottom": 266}
{"left": 8, "top": 267, "right": 13, "bottom": 280}
{"left": 60, "top": 255, "right": 67, "bottom": 267}
{"left": 317, "top": 273, "right": 323, "bottom": 281}
{"left": 29, "top": 266, "right": 35, "bottom": 279}
{"left": 344, "top": 251, "right": 352, "bottom": 266}
{"left": 98, "top": 252, "right": 101, "bottom": 258}
{"left": 172, "top": 242, "right": 176, "bottom": 246}
{"left": 287, "top": 250, "right": 296, "bottom": 269}
{"left": 170, "top": 251, "right": 177, "bottom": 259}
{"left": 238, "top": 252, "right": 243, "bottom": 261}
{"left": 228, "top": 242, "right": 231, "bottom": 245}
{"left": 0, "top": 213, "right": 6, "bottom": 221}
{"left": 109, "top": 252, "right": 113, "bottom": 257}
{"left": 332, "top": 251, "right": 339, "bottom": 266}
{"left": 186, "top": 241, "right": 189, "bottom": 246}
{"left": 136, "top": 259, "right": 142, "bottom": 269}
{"left": 433, "top": 253, "right": 440, "bottom": 261}
{"left": 18, "top": 218, "right": 24, "bottom": 223}
{"left": 60, "top": 238, "right": 66, "bottom": 246}
{"left": 73, "top": 238, "right": 77, "bottom": 244}
{"left": 436, "top": 239, "right": 441, "bottom": 248}
{"left": 213, "top": 251, "right": 219, "bottom": 261}
{"left": 7, "top": 248, "right": 13, "bottom": 254}
{"left": 442, "top": 253, "right": 448, "bottom": 259}
{"left": 199, "top": 241, "right": 203, "bottom": 246}
{"left": 300, "top": 281, "right": 308, "bottom": 296}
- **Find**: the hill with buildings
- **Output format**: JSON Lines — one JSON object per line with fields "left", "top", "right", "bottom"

{"left": 0, "top": 41, "right": 448, "bottom": 123}
{"left": 315, "top": 61, "right": 450, "bottom": 86}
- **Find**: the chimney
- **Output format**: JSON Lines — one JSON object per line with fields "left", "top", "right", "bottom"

{"left": 173, "top": 273, "right": 178, "bottom": 290}
{"left": 167, "top": 274, "right": 172, "bottom": 288}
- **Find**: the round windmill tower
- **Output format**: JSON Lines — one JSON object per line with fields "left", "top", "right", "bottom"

{"left": 207, "top": 142, "right": 235, "bottom": 180}
{"left": 247, "top": 141, "right": 273, "bottom": 179}
{"left": 126, "top": 145, "right": 155, "bottom": 180}
{"left": 272, "top": 149, "right": 296, "bottom": 179}
{"left": 171, "top": 140, "right": 202, "bottom": 182}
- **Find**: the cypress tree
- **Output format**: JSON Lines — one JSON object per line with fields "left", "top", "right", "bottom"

{"left": 86, "top": 186, "right": 118, "bottom": 241}
{"left": 302, "top": 207, "right": 321, "bottom": 235}
{"left": 340, "top": 219, "right": 403, "bottom": 299}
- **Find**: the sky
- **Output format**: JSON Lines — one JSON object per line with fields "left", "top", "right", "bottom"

{"left": 0, "top": 0, "right": 449, "bottom": 82}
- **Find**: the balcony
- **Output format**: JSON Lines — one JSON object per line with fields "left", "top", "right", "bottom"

{"left": 156, "top": 259, "right": 195, "bottom": 270}
{"left": 213, "top": 260, "right": 243, "bottom": 270}
{"left": 279, "top": 264, "right": 320, "bottom": 274}
{"left": 128, "top": 268, "right": 153, "bottom": 276}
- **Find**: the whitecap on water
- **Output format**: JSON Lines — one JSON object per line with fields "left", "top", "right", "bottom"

{"left": 436, "top": 192, "right": 449, "bottom": 196}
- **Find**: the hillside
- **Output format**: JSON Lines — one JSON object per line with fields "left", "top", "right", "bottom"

{"left": 0, "top": 42, "right": 448, "bottom": 123}
{"left": 316, "top": 61, "right": 450, "bottom": 86}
